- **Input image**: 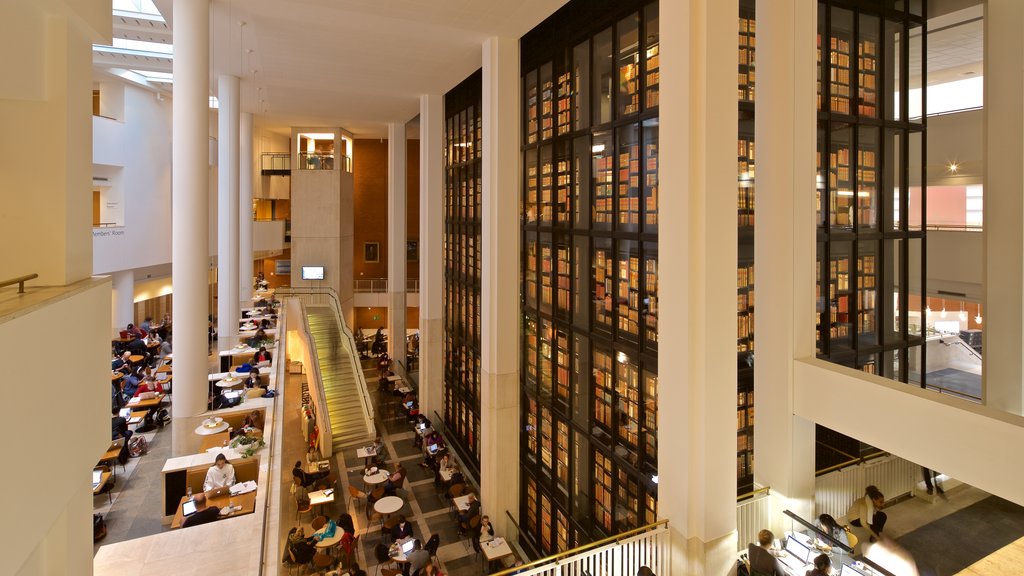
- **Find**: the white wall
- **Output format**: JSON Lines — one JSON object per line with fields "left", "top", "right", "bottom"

{"left": 927, "top": 229, "right": 983, "bottom": 300}
{"left": 253, "top": 219, "right": 286, "bottom": 252}
{"left": 92, "top": 84, "right": 173, "bottom": 274}
{"left": 0, "top": 279, "right": 110, "bottom": 575}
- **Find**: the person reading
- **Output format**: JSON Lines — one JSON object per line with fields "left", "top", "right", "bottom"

{"left": 203, "top": 453, "right": 236, "bottom": 491}
{"left": 747, "top": 529, "right": 786, "bottom": 576}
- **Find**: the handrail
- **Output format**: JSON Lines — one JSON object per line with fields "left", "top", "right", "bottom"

{"left": 925, "top": 383, "right": 981, "bottom": 403}
{"left": 257, "top": 303, "right": 289, "bottom": 575}
{"left": 737, "top": 485, "right": 771, "bottom": 502}
{"left": 940, "top": 336, "right": 983, "bottom": 362}
{"left": 783, "top": 510, "right": 895, "bottom": 576}
{"left": 0, "top": 273, "right": 38, "bottom": 293}
{"left": 815, "top": 449, "right": 888, "bottom": 476}
{"left": 295, "top": 299, "right": 334, "bottom": 458}
{"left": 490, "top": 519, "right": 671, "bottom": 576}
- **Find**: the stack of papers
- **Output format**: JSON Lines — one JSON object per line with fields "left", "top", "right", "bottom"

{"left": 230, "top": 480, "right": 257, "bottom": 495}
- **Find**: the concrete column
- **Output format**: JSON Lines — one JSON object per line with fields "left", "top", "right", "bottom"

{"left": 754, "top": 0, "right": 819, "bottom": 531}
{"left": 419, "top": 94, "right": 445, "bottom": 418}
{"left": 479, "top": 36, "right": 520, "bottom": 537}
{"left": 983, "top": 0, "right": 1024, "bottom": 415}
{"left": 657, "top": 0, "right": 737, "bottom": 573}
{"left": 387, "top": 122, "right": 408, "bottom": 367}
{"left": 239, "top": 112, "right": 254, "bottom": 306}
{"left": 217, "top": 74, "right": 240, "bottom": 344}
{"left": 111, "top": 270, "right": 135, "bottom": 336}
{"left": 172, "top": 0, "right": 211, "bottom": 421}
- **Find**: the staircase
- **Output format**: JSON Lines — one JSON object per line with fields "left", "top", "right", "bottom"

{"left": 306, "top": 306, "right": 375, "bottom": 449}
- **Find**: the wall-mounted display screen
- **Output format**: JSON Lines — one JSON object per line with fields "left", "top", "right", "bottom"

{"left": 301, "top": 266, "right": 325, "bottom": 280}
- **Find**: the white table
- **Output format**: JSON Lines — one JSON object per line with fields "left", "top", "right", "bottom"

{"left": 216, "top": 377, "right": 244, "bottom": 388}
{"left": 315, "top": 529, "right": 343, "bottom": 549}
{"left": 374, "top": 495, "right": 404, "bottom": 515}
{"left": 309, "top": 488, "right": 336, "bottom": 508}
{"left": 356, "top": 446, "right": 377, "bottom": 459}
{"left": 387, "top": 375, "right": 402, "bottom": 382}
{"left": 453, "top": 494, "right": 472, "bottom": 512}
{"left": 396, "top": 385, "right": 413, "bottom": 394}
{"left": 439, "top": 468, "right": 455, "bottom": 483}
{"left": 195, "top": 419, "right": 229, "bottom": 435}
{"left": 364, "top": 469, "right": 390, "bottom": 486}
{"left": 415, "top": 426, "right": 433, "bottom": 437}
{"left": 483, "top": 538, "right": 514, "bottom": 563}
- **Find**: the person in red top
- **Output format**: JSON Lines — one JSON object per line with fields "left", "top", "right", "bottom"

{"left": 133, "top": 377, "right": 164, "bottom": 397}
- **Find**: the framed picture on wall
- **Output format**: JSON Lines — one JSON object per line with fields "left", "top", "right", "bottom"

{"left": 364, "top": 242, "right": 380, "bottom": 263}
{"left": 407, "top": 241, "right": 418, "bottom": 262}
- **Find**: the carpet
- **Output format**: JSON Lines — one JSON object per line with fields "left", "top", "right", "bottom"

{"left": 897, "top": 496, "right": 1024, "bottom": 576}
{"left": 925, "top": 368, "right": 981, "bottom": 400}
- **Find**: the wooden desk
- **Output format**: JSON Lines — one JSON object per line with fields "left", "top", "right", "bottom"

{"left": 200, "top": 432, "right": 231, "bottom": 452}
{"left": 111, "top": 372, "right": 123, "bottom": 382}
{"left": 156, "top": 364, "right": 172, "bottom": 374}
{"left": 128, "top": 355, "right": 145, "bottom": 363}
{"left": 170, "top": 489, "right": 257, "bottom": 529}
{"left": 126, "top": 393, "right": 165, "bottom": 410}
{"left": 99, "top": 440, "right": 124, "bottom": 463}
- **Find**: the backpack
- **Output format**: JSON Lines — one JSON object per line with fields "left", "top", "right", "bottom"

{"left": 154, "top": 408, "right": 171, "bottom": 427}
{"left": 128, "top": 435, "right": 149, "bottom": 457}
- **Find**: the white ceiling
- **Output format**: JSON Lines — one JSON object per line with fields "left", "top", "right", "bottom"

{"left": 152, "top": 0, "right": 567, "bottom": 137}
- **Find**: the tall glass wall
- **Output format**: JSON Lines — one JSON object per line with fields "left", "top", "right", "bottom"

{"left": 444, "top": 70, "right": 483, "bottom": 473}
{"left": 519, "top": 0, "right": 660, "bottom": 556}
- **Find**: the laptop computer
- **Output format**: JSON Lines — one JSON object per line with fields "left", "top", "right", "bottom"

{"left": 92, "top": 469, "right": 102, "bottom": 488}
{"left": 182, "top": 499, "right": 198, "bottom": 517}
{"left": 404, "top": 401, "right": 414, "bottom": 409}
{"left": 782, "top": 536, "right": 813, "bottom": 567}
{"left": 208, "top": 486, "right": 230, "bottom": 499}
{"left": 401, "top": 539, "right": 416, "bottom": 554}
{"left": 840, "top": 564, "right": 870, "bottom": 576}
{"left": 428, "top": 444, "right": 439, "bottom": 454}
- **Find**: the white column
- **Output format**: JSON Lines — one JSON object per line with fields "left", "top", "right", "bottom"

{"left": 111, "top": 270, "right": 135, "bottom": 336}
{"left": 419, "top": 94, "right": 445, "bottom": 418}
{"left": 387, "top": 121, "right": 408, "bottom": 367}
{"left": 217, "top": 74, "right": 240, "bottom": 344}
{"left": 172, "top": 0, "right": 211, "bottom": 420}
{"left": 239, "top": 111, "right": 254, "bottom": 306}
{"left": 983, "top": 0, "right": 1024, "bottom": 415}
{"left": 657, "top": 0, "right": 737, "bottom": 573}
{"left": 479, "top": 36, "right": 520, "bottom": 536}
{"left": 754, "top": 0, "right": 819, "bottom": 531}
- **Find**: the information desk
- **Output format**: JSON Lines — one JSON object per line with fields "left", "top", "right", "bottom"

{"left": 161, "top": 449, "right": 254, "bottom": 517}
{"left": 170, "top": 489, "right": 257, "bottom": 529}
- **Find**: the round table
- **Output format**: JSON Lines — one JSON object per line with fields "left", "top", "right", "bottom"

{"left": 364, "top": 469, "right": 390, "bottom": 486}
{"left": 195, "top": 419, "right": 229, "bottom": 435}
{"left": 216, "top": 377, "right": 244, "bottom": 388}
{"left": 374, "top": 495, "right": 404, "bottom": 516}
{"left": 315, "top": 530, "right": 343, "bottom": 550}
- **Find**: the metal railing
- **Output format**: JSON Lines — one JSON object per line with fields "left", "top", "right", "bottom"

{"left": 491, "top": 518, "right": 671, "bottom": 576}
{"left": 353, "top": 278, "right": 420, "bottom": 293}
{"left": 294, "top": 298, "right": 334, "bottom": 458}
{"left": 0, "top": 273, "right": 38, "bottom": 294}
{"left": 260, "top": 152, "right": 290, "bottom": 171}
{"left": 276, "top": 286, "right": 376, "bottom": 438}
{"left": 297, "top": 151, "right": 352, "bottom": 172}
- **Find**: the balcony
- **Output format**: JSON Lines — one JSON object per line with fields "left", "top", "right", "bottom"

{"left": 260, "top": 152, "right": 290, "bottom": 175}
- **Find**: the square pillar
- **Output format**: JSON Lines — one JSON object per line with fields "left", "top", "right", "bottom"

{"left": 480, "top": 35, "right": 521, "bottom": 537}
{"left": 657, "top": 0, "right": 738, "bottom": 572}
{"left": 388, "top": 122, "right": 408, "bottom": 366}
{"left": 419, "top": 94, "right": 445, "bottom": 418}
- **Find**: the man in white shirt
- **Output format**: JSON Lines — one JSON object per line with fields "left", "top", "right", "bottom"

{"left": 204, "top": 453, "right": 236, "bottom": 492}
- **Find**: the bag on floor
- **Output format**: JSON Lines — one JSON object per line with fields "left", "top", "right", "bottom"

{"left": 93, "top": 514, "right": 107, "bottom": 542}
{"left": 154, "top": 408, "right": 171, "bottom": 427}
{"left": 128, "top": 435, "right": 148, "bottom": 457}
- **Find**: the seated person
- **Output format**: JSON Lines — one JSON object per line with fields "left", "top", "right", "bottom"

{"left": 390, "top": 514, "right": 414, "bottom": 541}
{"left": 747, "top": 529, "right": 786, "bottom": 576}
{"left": 436, "top": 454, "right": 451, "bottom": 471}
{"left": 246, "top": 328, "right": 268, "bottom": 347}
{"left": 292, "top": 460, "right": 329, "bottom": 488}
{"left": 449, "top": 469, "right": 465, "bottom": 489}
{"left": 337, "top": 513, "right": 356, "bottom": 535}
{"left": 385, "top": 462, "right": 406, "bottom": 495}
{"left": 203, "top": 453, "right": 236, "bottom": 492}
{"left": 144, "top": 331, "right": 161, "bottom": 347}
{"left": 807, "top": 554, "right": 832, "bottom": 576}
{"left": 259, "top": 318, "right": 274, "bottom": 329}
{"left": 126, "top": 322, "right": 145, "bottom": 338}
{"left": 252, "top": 346, "right": 272, "bottom": 365}
{"left": 112, "top": 351, "right": 131, "bottom": 373}
{"left": 140, "top": 316, "right": 154, "bottom": 334}
{"left": 815, "top": 513, "right": 850, "bottom": 549}
{"left": 478, "top": 514, "right": 495, "bottom": 543}
{"left": 182, "top": 493, "right": 220, "bottom": 528}
{"left": 405, "top": 540, "right": 430, "bottom": 576}
{"left": 246, "top": 370, "right": 263, "bottom": 389}
{"left": 126, "top": 333, "right": 148, "bottom": 356}
{"left": 458, "top": 493, "right": 480, "bottom": 524}
{"left": 111, "top": 408, "right": 133, "bottom": 461}
{"left": 212, "top": 390, "right": 241, "bottom": 410}
{"left": 347, "top": 562, "right": 367, "bottom": 576}
{"left": 158, "top": 339, "right": 172, "bottom": 358}
{"left": 122, "top": 369, "right": 143, "bottom": 400}
{"left": 133, "top": 377, "right": 164, "bottom": 397}
{"left": 287, "top": 527, "right": 317, "bottom": 564}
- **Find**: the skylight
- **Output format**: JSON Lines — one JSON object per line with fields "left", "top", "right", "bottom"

{"left": 112, "top": 0, "right": 162, "bottom": 17}
{"left": 130, "top": 69, "right": 173, "bottom": 83}
{"left": 112, "top": 37, "right": 173, "bottom": 55}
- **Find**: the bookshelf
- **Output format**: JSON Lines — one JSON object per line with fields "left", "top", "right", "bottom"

{"left": 857, "top": 252, "right": 877, "bottom": 342}
{"left": 738, "top": 15, "right": 756, "bottom": 103}
{"left": 444, "top": 71, "right": 483, "bottom": 473}
{"left": 618, "top": 127, "right": 640, "bottom": 227}
{"left": 829, "top": 36, "right": 852, "bottom": 115}
{"left": 737, "top": 136, "right": 755, "bottom": 228}
{"left": 737, "top": 0, "right": 756, "bottom": 497}
{"left": 521, "top": 0, "right": 659, "bottom": 552}
{"left": 829, "top": 254, "right": 851, "bottom": 348}
{"left": 858, "top": 39, "right": 878, "bottom": 117}
{"left": 737, "top": 390, "right": 755, "bottom": 482}
{"left": 828, "top": 140, "right": 853, "bottom": 228}
{"left": 737, "top": 265, "right": 755, "bottom": 353}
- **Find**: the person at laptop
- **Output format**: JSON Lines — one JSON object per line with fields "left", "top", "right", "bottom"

{"left": 748, "top": 529, "right": 787, "bottom": 576}
{"left": 252, "top": 346, "right": 272, "bottom": 365}
{"left": 457, "top": 493, "right": 481, "bottom": 526}
{"left": 806, "top": 553, "right": 832, "bottom": 576}
{"left": 292, "top": 460, "right": 329, "bottom": 488}
{"left": 182, "top": 493, "right": 221, "bottom": 528}
{"left": 390, "top": 514, "right": 414, "bottom": 541}
{"left": 404, "top": 539, "right": 430, "bottom": 576}
{"left": 203, "top": 454, "right": 236, "bottom": 492}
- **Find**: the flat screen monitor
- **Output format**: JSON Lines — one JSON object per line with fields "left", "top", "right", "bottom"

{"left": 301, "top": 266, "right": 325, "bottom": 280}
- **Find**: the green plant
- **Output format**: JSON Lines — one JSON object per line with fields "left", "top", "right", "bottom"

{"left": 229, "top": 435, "right": 266, "bottom": 458}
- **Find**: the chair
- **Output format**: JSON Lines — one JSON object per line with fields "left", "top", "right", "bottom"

{"left": 447, "top": 483, "right": 465, "bottom": 516}
{"left": 382, "top": 515, "right": 401, "bottom": 543}
{"left": 373, "top": 543, "right": 395, "bottom": 576}
{"left": 370, "top": 486, "right": 386, "bottom": 502}
{"left": 424, "top": 534, "right": 441, "bottom": 569}
{"left": 311, "top": 515, "right": 327, "bottom": 532}
{"left": 311, "top": 551, "right": 333, "bottom": 574}
{"left": 460, "top": 514, "right": 480, "bottom": 538}
{"left": 348, "top": 485, "right": 368, "bottom": 514}
{"left": 295, "top": 494, "right": 313, "bottom": 522}
{"left": 94, "top": 466, "right": 115, "bottom": 503}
